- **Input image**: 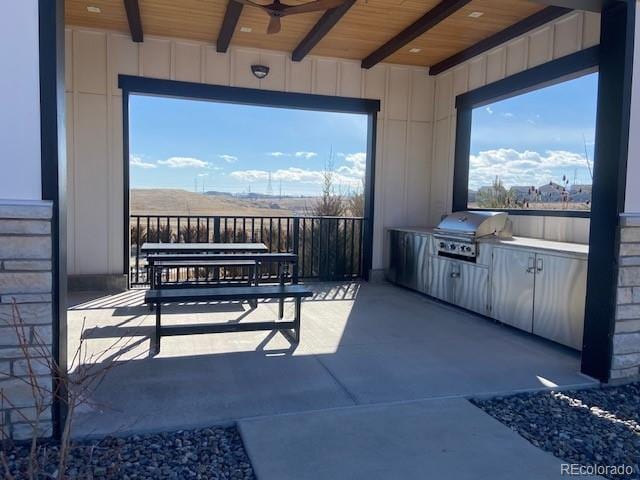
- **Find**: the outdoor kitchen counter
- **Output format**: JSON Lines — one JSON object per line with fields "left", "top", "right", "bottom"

{"left": 388, "top": 226, "right": 436, "bottom": 235}
{"left": 480, "top": 236, "right": 589, "bottom": 258}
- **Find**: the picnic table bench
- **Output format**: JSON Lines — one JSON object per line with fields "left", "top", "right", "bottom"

{"left": 144, "top": 284, "right": 313, "bottom": 354}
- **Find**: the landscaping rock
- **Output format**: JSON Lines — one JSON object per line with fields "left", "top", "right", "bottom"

{"left": 473, "top": 382, "right": 640, "bottom": 480}
{"left": 2, "top": 425, "right": 255, "bottom": 479}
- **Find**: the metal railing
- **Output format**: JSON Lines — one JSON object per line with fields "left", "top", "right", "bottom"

{"left": 130, "top": 214, "right": 365, "bottom": 285}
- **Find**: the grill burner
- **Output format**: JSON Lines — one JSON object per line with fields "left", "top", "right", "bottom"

{"left": 434, "top": 211, "right": 512, "bottom": 260}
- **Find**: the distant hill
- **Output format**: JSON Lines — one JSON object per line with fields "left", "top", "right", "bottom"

{"left": 131, "top": 189, "right": 296, "bottom": 216}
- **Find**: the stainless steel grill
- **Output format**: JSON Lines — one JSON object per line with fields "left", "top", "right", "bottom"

{"left": 434, "top": 211, "right": 512, "bottom": 259}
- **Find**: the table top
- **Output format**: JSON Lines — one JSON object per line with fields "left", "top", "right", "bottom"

{"left": 141, "top": 242, "right": 269, "bottom": 253}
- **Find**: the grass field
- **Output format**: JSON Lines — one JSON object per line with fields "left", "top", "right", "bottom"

{"left": 131, "top": 188, "right": 311, "bottom": 216}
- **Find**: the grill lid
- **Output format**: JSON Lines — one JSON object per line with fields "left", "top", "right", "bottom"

{"left": 435, "top": 211, "right": 509, "bottom": 238}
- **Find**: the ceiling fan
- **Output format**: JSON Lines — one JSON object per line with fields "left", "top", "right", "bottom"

{"left": 232, "top": 0, "right": 346, "bottom": 34}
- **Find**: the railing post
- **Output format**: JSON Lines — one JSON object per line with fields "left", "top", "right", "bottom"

{"left": 213, "top": 216, "right": 221, "bottom": 282}
{"left": 292, "top": 217, "right": 300, "bottom": 284}
{"left": 213, "top": 217, "right": 221, "bottom": 242}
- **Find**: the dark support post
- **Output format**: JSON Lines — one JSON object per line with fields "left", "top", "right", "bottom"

{"left": 39, "top": 0, "right": 67, "bottom": 441}
{"left": 452, "top": 109, "right": 472, "bottom": 212}
{"left": 361, "top": 113, "right": 377, "bottom": 281}
{"left": 581, "top": 0, "right": 635, "bottom": 382}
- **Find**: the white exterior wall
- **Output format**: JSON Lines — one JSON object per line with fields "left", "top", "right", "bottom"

{"left": 429, "top": 11, "right": 601, "bottom": 243}
{"left": 64, "top": 26, "right": 435, "bottom": 275}
{"left": 0, "top": 0, "right": 42, "bottom": 201}
{"left": 625, "top": 0, "right": 640, "bottom": 213}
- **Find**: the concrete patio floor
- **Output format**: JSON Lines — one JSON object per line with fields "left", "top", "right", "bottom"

{"left": 67, "top": 281, "right": 596, "bottom": 438}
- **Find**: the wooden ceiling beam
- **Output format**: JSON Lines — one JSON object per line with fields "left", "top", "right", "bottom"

{"left": 361, "top": 0, "right": 472, "bottom": 69}
{"left": 123, "top": 0, "right": 143, "bottom": 43}
{"left": 217, "top": 0, "right": 244, "bottom": 53}
{"left": 292, "top": 0, "right": 357, "bottom": 62}
{"left": 429, "top": 6, "right": 572, "bottom": 76}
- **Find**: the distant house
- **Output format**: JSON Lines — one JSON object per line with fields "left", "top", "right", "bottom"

{"left": 570, "top": 184, "right": 592, "bottom": 203}
{"left": 508, "top": 186, "right": 535, "bottom": 202}
{"left": 538, "top": 182, "right": 565, "bottom": 202}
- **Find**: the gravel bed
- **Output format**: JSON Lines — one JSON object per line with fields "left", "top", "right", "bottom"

{"left": 2, "top": 425, "right": 255, "bottom": 480}
{"left": 473, "top": 382, "right": 640, "bottom": 480}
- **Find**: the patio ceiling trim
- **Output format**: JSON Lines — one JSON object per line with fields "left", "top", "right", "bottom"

{"left": 292, "top": 0, "right": 357, "bottom": 62}
{"left": 217, "top": 0, "right": 244, "bottom": 54}
{"left": 429, "top": 6, "right": 572, "bottom": 76}
{"left": 123, "top": 0, "right": 144, "bottom": 43}
{"left": 119, "top": 75, "right": 379, "bottom": 282}
{"left": 118, "top": 75, "right": 381, "bottom": 113}
{"left": 452, "top": 46, "right": 599, "bottom": 217}
{"left": 361, "top": 0, "right": 472, "bottom": 69}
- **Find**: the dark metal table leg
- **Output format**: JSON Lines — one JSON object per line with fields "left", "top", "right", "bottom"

{"left": 153, "top": 302, "right": 161, "bottom": 355}
{"left": 294, "top": 296, "right": 301, "bottom": 344}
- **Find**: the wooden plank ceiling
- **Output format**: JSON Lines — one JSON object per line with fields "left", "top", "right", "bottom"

{"left": 65, "top": 0, "right": 547, "bottom": 68}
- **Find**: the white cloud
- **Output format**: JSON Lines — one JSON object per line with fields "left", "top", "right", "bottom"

{"left": 337, "top": 152, "right": 366, "bottom": 179}
{"left": 158, "top": 156, "right": 209, "bottom": 168}
{"left": 219, "top": 154, "right": 238, "bottom": 163}
{"left": 486, "top": 107, "right": 494, "bottom": 115}
{"left": 268, "top": 152, "right": 288, "bottom": 157}
{"left": 197, "top": 173, "right": 209, "bottom": 177}
{"left": 130, "top": 155, "right": 157, "bottom": 169}
{"left": 230, "top": 167, "right": 361, "bottom": 189}
{"left": 468, "top": 148, "right": 591, "bottom": 190}
{"left": 295, "top": 151, "right": 318, "bottom": 159}
{"left": 502, "top": 112, "right": 515, "bottom": 118}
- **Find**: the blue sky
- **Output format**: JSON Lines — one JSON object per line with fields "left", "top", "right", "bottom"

{"left": 469, "top": 72, "right": 598, "bottom": 190}
{"left": 129, "top": 95, "right": 368, "bottom": 196}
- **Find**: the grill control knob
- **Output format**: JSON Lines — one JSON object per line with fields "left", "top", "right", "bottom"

{"left": 449, "top": 243, "right": 457, "bottom": 251}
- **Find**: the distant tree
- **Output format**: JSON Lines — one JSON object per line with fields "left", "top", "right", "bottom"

{"left": 476, "top": 176, "right": 514, "bottom": 209}
{"left": 347, "top": 180, "right": 365, "bottom": 217}
{"left": 308, "top": 157, "right": 345, "bottom": 217}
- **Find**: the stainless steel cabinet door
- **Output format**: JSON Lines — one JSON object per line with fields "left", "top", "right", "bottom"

{"left": 491, "top": 248, "right": 535, "bottom": 332}
{"left": 386, "top": 230, "right": 402, "bottom": 284}
{"left": 428, "top": 256, "right": 454, "bottom": 303}
{"left": 456, "top": 263, "right": 489, "bottom": 315}
{"left": 401, "top": 232, "right": 418, "bottom": 290}
{"left": 415, "top": 235, "right": 430, "bottom": 294}
{"left": 533, "top": 253, "right": 587, "bottom": 350}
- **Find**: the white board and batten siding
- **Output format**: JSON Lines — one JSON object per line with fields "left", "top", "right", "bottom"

{"left": 64, "top": 26, "right": 435, "bottom": 275}
{"left": 429, "top": 11, "right": 602, "bottom": 243}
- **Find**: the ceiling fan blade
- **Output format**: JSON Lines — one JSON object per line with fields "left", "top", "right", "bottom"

{"left": 281, "top": 0, "right": 346, "bottom": 16}
{"left": 267, "top": 15, "right": 282, "bottom": 34}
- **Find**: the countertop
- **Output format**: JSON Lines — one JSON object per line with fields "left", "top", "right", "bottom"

{"left": 480, "top": 236, "right": 589, "bottom": 257}
{"left": 388, "top": 226, "right": 436, "bottom": 235}
{"left": 387, "top": 226, "right": 589, "bottom": 257}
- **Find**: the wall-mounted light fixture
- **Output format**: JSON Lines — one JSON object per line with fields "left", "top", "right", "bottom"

{"left": 251, "top": 65, "right": 270, "bottom": 79}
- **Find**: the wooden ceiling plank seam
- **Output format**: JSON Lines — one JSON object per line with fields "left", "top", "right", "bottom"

{"left": 428, "top": 6, "right": 572, "bottom": 75}
{"left": 217, "top": 0, "right": 244, "bottom": 53}
{"left": 361, "top": 0, "right": 473, "bottom": 69}
{"left": 123, "top": 0, "right": 144, "bottom": 42}
{"left": 292, "top": 0, "right": 357, "bottom": 62}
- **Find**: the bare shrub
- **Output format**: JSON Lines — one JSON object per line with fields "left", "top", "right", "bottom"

{"left": 1, "top": 301, "right": 137, "bottom": 479}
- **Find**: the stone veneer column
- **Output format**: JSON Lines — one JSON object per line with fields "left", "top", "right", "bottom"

{"left": 0, "top": 200, "right": 54, "bottom": 440}
{"left": 613, "top": 214, "right": 640, "bottom": 380}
